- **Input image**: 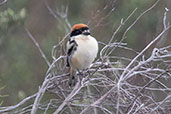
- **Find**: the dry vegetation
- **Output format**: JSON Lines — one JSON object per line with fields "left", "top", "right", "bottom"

{"left": 0, "top": 0, "right": 171, "bottom": 114}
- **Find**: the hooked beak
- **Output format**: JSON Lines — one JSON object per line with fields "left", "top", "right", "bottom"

{"left": 82, "top": 29, "right": 90, "bottom": 35}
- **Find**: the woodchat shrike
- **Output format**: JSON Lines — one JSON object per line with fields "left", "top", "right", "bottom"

{"left": 66, "top": 24, "right": 98, "bottom": 86}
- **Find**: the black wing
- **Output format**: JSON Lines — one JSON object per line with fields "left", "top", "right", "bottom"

{"left": 66, "top": 39, "right": 78, "bottom": 67}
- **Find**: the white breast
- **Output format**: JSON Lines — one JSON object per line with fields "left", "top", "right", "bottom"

{"left": 71, "top": 35, "right": 98, "bottom": 70}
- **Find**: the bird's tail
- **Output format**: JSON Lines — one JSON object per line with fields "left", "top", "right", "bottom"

{"left": 66, "top": 67, "right": 77, "bottom": 86}
{"left": 69, "top": 69, "right": 77, "bottom": 87}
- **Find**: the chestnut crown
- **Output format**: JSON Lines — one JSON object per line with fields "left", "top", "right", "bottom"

{"left": 70, "top": 24, "right": 90, "bottom": 37}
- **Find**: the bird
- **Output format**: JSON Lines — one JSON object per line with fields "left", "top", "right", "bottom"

{"left": 66, "top": 23, "right": 98, "bottom": 86}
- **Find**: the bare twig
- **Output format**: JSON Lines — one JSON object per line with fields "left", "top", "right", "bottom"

{"left": 126, "top": 70, "right": 169, "bottom": 113}
{"left": 25, "top": 28, "right": 51, "bottom": 67}
{"left": 0, "top": 93, "right": 37, "bottom": 113}
{"left": 53, "top": 81, "right": 83, "bottom": 114}
{"left": 31, "top": 74, "right": 51, "bottom": 114}
{"left": 0, "top": 0, "right": 7, "bottom": 6}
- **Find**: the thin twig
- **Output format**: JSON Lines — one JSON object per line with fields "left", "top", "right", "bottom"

{"left": 25, "top": 28, "right": 51, "bottom": 67}
{"left": 0, "top": 0, "right": 7, "bottom": 6}
{"left": 0, "top": 93, "right": 37, "bottom": 113}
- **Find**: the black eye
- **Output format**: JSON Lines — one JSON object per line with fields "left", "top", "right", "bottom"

{"left": 75, "top": 30, "right": 80, "bottom": 33}
{"left": 81, "top": 28, "right": 85, "bottom": 31}
{"left": 70, "top": 29, "right": 82, "bottom": 37}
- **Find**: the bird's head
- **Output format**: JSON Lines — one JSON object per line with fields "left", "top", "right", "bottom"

{"left": 70, "top": 24, "right": 90, "bottom": 37}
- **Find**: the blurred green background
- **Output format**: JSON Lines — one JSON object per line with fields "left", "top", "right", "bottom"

{"left": 0, "top": 0, "right": 171, "bottom": 106}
